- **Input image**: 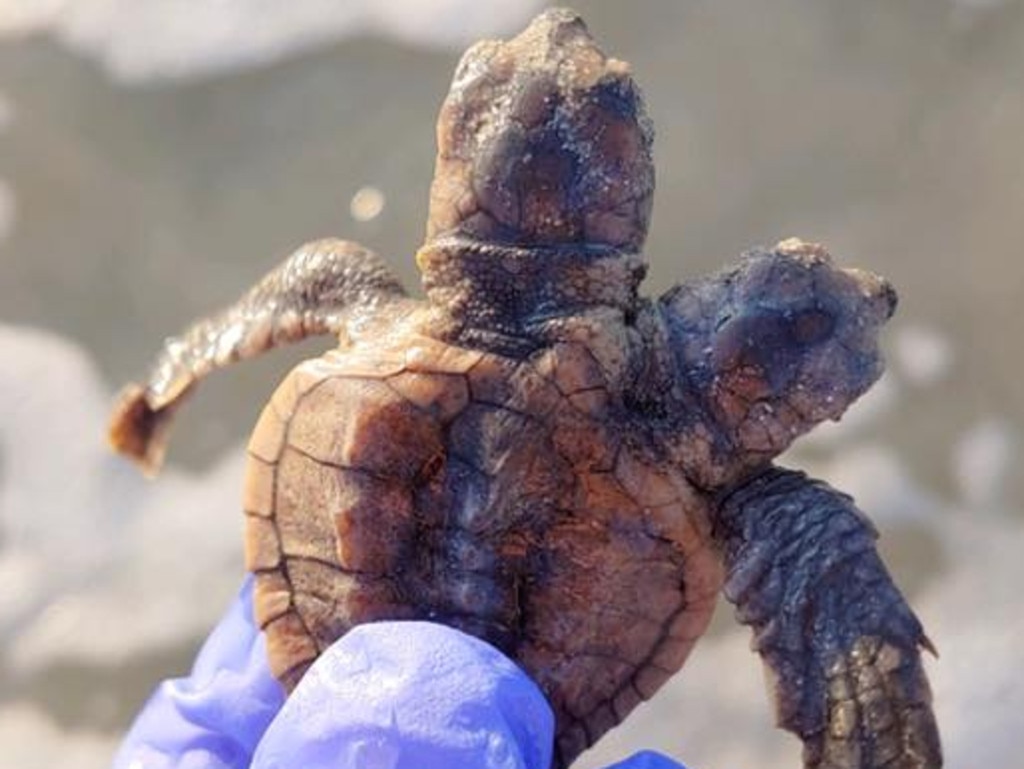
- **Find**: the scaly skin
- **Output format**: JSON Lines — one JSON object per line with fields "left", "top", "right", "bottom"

{"left": 716, "top": 469, "right": 941, "bottom": 769}
{"left": 109, "top": 9, "right": 941, "bottom": 769}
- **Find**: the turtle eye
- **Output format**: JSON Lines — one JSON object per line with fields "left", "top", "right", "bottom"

{"left": 788, "top": 308, "right": 834, "bottom": 345}
{"left": 711, "top": 313, "right": 789, "bottom": 371}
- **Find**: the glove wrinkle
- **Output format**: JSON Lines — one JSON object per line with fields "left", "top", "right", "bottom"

{"left": 112, "top": 581, "right": 688, "bottom": 769}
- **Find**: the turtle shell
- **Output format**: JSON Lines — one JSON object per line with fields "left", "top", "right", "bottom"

{"left": 242, "top": 318, "right": 723, "bottom": 766}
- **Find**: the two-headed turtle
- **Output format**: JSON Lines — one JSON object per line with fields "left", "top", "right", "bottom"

{"left": 110, "top": 9, "right": 941, "bottom": 769}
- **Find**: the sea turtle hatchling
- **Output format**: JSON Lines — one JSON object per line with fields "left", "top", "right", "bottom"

{"left": 109, "top": 9, "right": 942, "bottom": 769}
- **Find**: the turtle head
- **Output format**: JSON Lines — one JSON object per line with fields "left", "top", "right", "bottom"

{"left": 663, "top": 239, "right": 896, "bottom": 462}
{"left": 416, "top": 9, "right": 654, "bottom": 333}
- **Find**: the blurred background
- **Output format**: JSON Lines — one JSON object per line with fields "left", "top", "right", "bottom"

{"left": 0, "top": 1, "right": 1021, "bottom": 767}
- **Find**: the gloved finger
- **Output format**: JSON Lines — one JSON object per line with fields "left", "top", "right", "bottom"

{"left": 251, "top": 620, "right": 555, "bottom": 769}
{"left": 112, "top": 577, "right": 284, "bottom": 769}
{"left": 601, "top": 750, "right": 688, "bottom": 769}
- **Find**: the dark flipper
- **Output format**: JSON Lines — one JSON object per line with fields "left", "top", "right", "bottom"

{"left": 714, "top": 467, "right": 941, "bottom": 769}
{"left": 109, "top": 238, "right": 408, "bottom": 475}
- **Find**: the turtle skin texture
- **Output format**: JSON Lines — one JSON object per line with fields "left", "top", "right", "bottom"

{"left": 109, "top": 9, "right": 942, "bottom": 769}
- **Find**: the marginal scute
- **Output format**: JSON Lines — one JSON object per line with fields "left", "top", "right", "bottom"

{"left": 268, "top": 372, "right": 301, "bottom": 419}
{"left": 244, "top": 514, "right": 282, "bottom": 571}
{"left": 242, "top": 454, "right": 276, "bottom": 517}
{"left": 253, "top": 571, "right": 292, "bottom": 628}
{"left": 632, "top": 662, "right": 671, "bottom": 700}
{"left": 650, "top": 633, "right": 700, "bottom": 673}
{"left": 555, "top": 724, "right": 590, "bottom": 769}
{"left": 264, "top": 611, "right": 318, "bottom": 680}
{"left": 584, "top": 703, "right": 620, "bottom": 746}
{"left": 611, "top": 682, "right": 645, "bottom": 722}
{"left": 247, "top": 403, "right": 287, "bottom": 464}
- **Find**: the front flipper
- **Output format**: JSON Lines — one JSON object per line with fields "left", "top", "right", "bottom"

{"left": 715, "top": 467, "right": 941, "bottom": 769}
{"left": 109, "top": 238, "right": 408, "bottom": 475}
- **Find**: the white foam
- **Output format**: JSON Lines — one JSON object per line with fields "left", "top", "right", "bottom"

{"left": 0, "top": 0, "right": 545, "bottom": 83}
{"left": 0, "top": 324, "right": 243, "bottom": 668}
{"left": 0, "top": 703, "right": 117, "bottom": 769}
{"left": 0, "top": 0, "right": 67, "bottom": 36}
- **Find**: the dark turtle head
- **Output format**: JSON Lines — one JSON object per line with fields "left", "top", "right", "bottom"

{"left": 662, "top": 239, "right": 896, "bottom": 462}
{"left": 417, "top": 9, "right": 654, "bottom": 336}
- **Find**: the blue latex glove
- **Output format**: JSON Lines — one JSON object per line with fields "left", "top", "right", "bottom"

{"left": 113, "top": 578, "right": 686, "bottom": 769}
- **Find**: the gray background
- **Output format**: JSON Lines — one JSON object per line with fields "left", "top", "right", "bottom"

{"left": 1, "top": 1, "right": 1021, "bottom": 767}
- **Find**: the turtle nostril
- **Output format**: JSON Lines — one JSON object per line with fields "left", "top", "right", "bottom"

{"left": 878, "top": 279, "right": 898, "bottom": 321}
